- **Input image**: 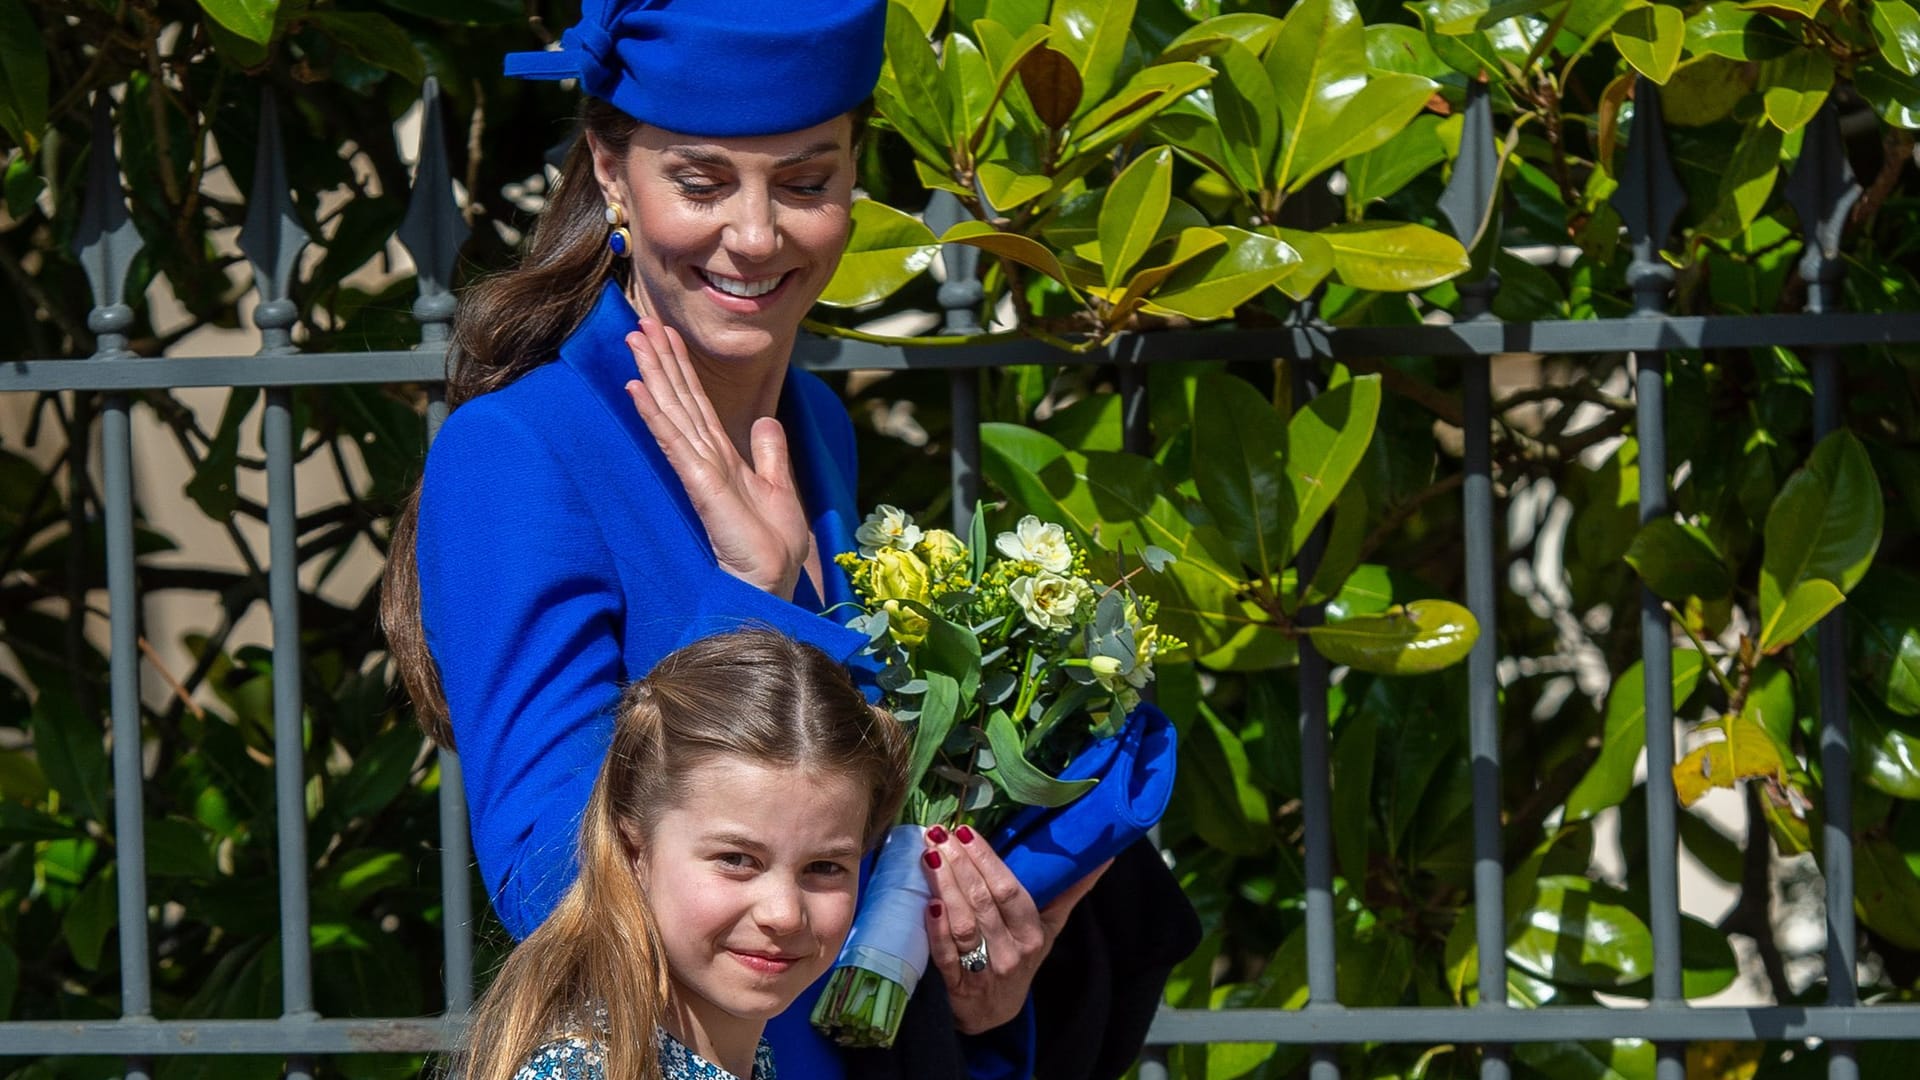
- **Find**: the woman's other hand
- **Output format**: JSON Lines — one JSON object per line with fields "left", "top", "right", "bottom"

{"left": 625, "top": 317, "right": 811, "bottom": 600}
{"left": 920, "top": 824, "right": 1111, "bottom": 1035}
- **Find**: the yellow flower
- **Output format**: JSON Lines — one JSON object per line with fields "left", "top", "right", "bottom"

{"left": 869, "top": 548, "right": 930, "bottom": 605}
{"left": 995, "top": 515, "right": 1073, "bottom": 574}
{"left": 884, "top": 600, "right": 930, "bottom": 648}
{"left": 856, "top": 504, "right": 923, "bottom": 557}
{"left": 1010, "top": 572, "right": 1089, "bottom": 631}
{"left": 916, "top": 528, "right": 967, "bottom": 568}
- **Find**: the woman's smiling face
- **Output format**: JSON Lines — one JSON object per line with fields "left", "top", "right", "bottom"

{"left": 591, "top": 115, "right": 856, "bottom": 372}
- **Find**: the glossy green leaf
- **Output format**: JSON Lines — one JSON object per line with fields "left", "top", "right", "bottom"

{"left": 1268, "top": 0, "right": 1368, "bottom": 194}
{"left": 1332, "top": 711, "right": 1377, "bottom": 887}
{"left": 1183, "top": 702, "right": 1273, "bottom": 855}
{"left": 1697, "top": 119, "right": 1783, "bottom": 237}
{"left": 1308, "top": 600, "right": 1479, "bottom": 675}
{"left": 1209, "top": 40, "right": 1278, "bottom": 194}
{"left": 1145, "top": 226, "right": 1301, "bottom": 319}
{"left": 1564, "top": 651, "right": 1706, "bottom": 821}
{"left": 1319, "top": 221, "right": 1470, "bottom": 291}
{"left": 1853, "top": 690, "right": 1920, "bottom": 800}
{"left": 1107, "top": 227, "right": 1228, "bottom": 317}
{"left": 943, "top": 32, "right": 995, "bottom": 152}
{"left": 1856, "top": 835, "right": 1920, "bottom": 949}
{"left": 1344, "top": 113, "right": 1448, "bottom": 211}
{"left": 972, "top": 162, "right": 1048, "bottom": 211}
{"left": 1514, "top": 1039, "right": 1656, "bottom": 1080}
{"left": 1286, "top": 373, "right": 1381, "bottom": 556}
{"left": 1272, "top": 226, "right": 1336, "bottom": 300}
{"left": 1685, "top": 3, "right": 1797, "bottom": 61}
{"left": 1302, "top": 483, "right": 1370, "bottom": 608}
{"left": 941, "top": 220, "right": 1079, "bottom": 293}
{"left": 1416, "top": 0, "right": 1567, "bottom": 36}
{"left": 1857, "top": 58, "right": 1920, "bottom": 129}
{"left": 0, "top": 0, "right": 49, "bottom": 153}
{"left": 1070, "top": 62, "right": 1217, "bottom": 159}
{"left": 969, "top": 20, "right": 1053, "bottom": 148}
{"left": 147, "top": 816, "right": 220, "bottom": 880}
{"left": 29, "top": 681, "right": 108, "bottom": 823}
{"left": 1612, "top": 5, "right": 1685, "bottom": 85}
{"left": 1758, "top": 431, "right": 1883, "bottom": 652}
{"left": 818, "top": 200, "right": 939, "bottom": 307}
{"left": 1873, "top": 0, "right": 1920, "bottom": 75}
{"left": 1161, "top": 12, "right": 1285, "bottom": 62}
{"left": 1191, "top": 373, "right": 1292, "bottom": 577}
{"left": 1856, "top": 574, "right": 1920, "bottom": 716}
{"left": 1285, "top": 72, "right": 1438, "bottom": 194}
{"left": 307, "top": 12, "right": 425, "bottom": 84}
{"left": 186, "top": 388, "right": 260, "bottom": 520}
{"left": 1759, "top": 49, "right": 1834, "bottom": 133}
{"left": 1098, "top": 147, "right": 1174, "bottom": 286}
{"left": 883, "top": 0, "right": 954, "bottom": 161}
{"left": 198, "top": 0, "right": 279, "bottom": 45}
{"left": 62, "top": 867, "right": 116, "bottom": 971}
{"left": 1739, "top": 0, "right": 1827, "bottom": 17}
{"left": 1624, "top": 518, "right": 1733, "bottom": 601}
{"left": 1049, "top": 0, "right": 1135, "bottom": 113}
{"left": 1508, "top": 875, "right": 1654, "bottom": 988}
{"left": 1742, "top": 659, "right": 1798, "bottom": 749}
{"left": 983, "top": 708, "right": 1098, "bottom": 807}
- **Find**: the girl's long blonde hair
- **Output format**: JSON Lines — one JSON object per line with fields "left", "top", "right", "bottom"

{"left": 452, "top": 629, "right": 910, "bottom": 1080}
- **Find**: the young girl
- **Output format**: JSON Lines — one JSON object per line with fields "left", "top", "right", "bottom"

{"left": 453, "top": 629, "right": 909, "bottom": 1080}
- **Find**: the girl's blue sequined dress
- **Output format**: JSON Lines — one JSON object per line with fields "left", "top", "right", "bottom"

{"left": 511, "top": 1029, "right": 776, "bottom": 1080}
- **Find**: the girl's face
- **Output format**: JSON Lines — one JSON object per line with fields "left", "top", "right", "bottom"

{"left": 591, "top": 115, "right": 857, "bottom": 373}
{"left": 637, "top": 758, "right": 867, "bottom": 1046}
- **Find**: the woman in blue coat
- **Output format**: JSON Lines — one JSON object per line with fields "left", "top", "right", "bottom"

{"left": 381, "top": 2, "right": 1197, "bottom": 1077}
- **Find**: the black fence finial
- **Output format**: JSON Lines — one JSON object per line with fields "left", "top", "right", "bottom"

{"left": 400, "top": 77, "right": 470, "bottom": 347}
{"left": 239, "top": 88, "right": 310, "bottom": 355}
{"left": 72, "top": 93, "right": 142, "bottom": 359}
{"left": 1612, "top": 76, "right": 1686, "bottom": 316}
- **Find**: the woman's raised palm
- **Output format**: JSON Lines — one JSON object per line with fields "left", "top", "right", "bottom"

{"left": 624, "top": 317, "right": 812, "bottom": 601}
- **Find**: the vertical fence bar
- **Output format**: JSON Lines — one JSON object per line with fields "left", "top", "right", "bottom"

{"left": 926, "top": 190, "right": 984, "bottom": 535}
{"left": 1289, "top": 356, "right": 1340, "bottom": 1080}
{"left": 400, "top": 75, "right": 476, "bottom": 1016}
{"left": 1784, "top": 101, "right": 1863, "bottom": 1080}
{"left": 240, "top": 88, "right": 317, "bottom": 1079}
{"left": 72, "top": 90, "right": 155, "bottom": 1080}
{"left": 1439, "top": 79, "right": 1512, "bottom": 1080}
{"left": 1612, "top": 76, "right": 1689, "bottom": 1080}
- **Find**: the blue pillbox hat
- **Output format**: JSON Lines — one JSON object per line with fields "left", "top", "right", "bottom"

{"left": 504, "top": 0, "right": 886, "bottom": 138}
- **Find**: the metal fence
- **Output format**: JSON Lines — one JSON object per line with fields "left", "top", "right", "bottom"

{"left": 5, "top": 72, "right": 1920, "bottom": 1080}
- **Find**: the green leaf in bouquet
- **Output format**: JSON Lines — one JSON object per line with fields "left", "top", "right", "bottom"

{"left": 1098, "top": 147, "right": 1174, "bottom": 287}
{"left": 1758, "top": 430, "right": 1882, "bottom": 653}
{"left": 983, "top": 709, "right": 1098, "bottom": 807}
{"left": 908, "top": 671, "right": 963, "bottom": 795}
{"left": 1286, "top": 373, "right": 1382, "bottom": 560}
{"left": 818, "top": 199, "right": 940, "bottom": 307}
{"left": 1143, "top": 545, "right": 1177, "bottom": 571}
{"left": 1307, "top": 599, "right": 1479, "bottom": 675}
{"left": 915, "top": 604, "right": 984, "bottom": 701}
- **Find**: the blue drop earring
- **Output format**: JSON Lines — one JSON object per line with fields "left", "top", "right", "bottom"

{"left": 605, "top": 203, "right": 632, "bottom": 258}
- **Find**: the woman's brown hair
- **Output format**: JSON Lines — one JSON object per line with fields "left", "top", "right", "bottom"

{"left": 451, "top": 628, "right": 909, "bottom": 1080}
{"left": 381, "top": 97, "right": 639, "bottom": 747}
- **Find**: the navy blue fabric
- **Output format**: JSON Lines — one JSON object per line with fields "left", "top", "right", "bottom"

{"left": 991, "top": 704, "right": 1178, "bottom": 910}
{"left": 504, "top": 0, "right": 885, "bottom": 137}
{"left": 414, "top": 280, "right": 1029, "bottom": 1080}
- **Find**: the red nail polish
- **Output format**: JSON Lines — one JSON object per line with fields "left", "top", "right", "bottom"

{"left": 929, "top": 901, "right": 943, "bottom": 919}
{"left": 924, "top": 850, "right": 942, "bottom": 870}
{"left": 956, "top": 825, "right": 975, "bottom": 845}
{"left": 927, "top": 825, "right": 949, "bottom": 845}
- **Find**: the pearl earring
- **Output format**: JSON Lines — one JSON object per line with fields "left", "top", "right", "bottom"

{"left": 605, "top": 203, "right": 632, "bottom": 258}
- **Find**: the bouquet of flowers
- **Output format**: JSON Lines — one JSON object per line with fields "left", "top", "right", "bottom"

{"left": 810, "top": 505, "right": 1183, "bottom": 1047}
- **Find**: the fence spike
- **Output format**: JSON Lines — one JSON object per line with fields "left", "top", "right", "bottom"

{"left": 239, "top": 88, "right": 310, "bottom": 354}
{"left": 924, "top": 189, "right": 983, "bottom": 335}
{"left": 71, "top": 94, "right": 142, "bottom": 358}
{"left": 1784, "top": 101, "right": 1860, "bottom": 313}
{"left": 399, "top": 77, "right": 470, "bottom": 344}
{"left": 1439, "top": 79, "right": 1499, "bottom": 260}
{"left": 1611, "top": 77, "right": 1685, "bottom": 314}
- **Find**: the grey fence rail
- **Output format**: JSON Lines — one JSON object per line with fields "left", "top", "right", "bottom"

{"left": 4, "top": 73, "right": 1918, "bottom": 1080}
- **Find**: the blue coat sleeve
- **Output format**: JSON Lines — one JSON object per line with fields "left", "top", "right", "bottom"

{"left": 417, "top": 397, "right": 626, "bottom": 939}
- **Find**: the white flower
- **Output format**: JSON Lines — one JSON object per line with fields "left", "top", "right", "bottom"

{"left": 1010, "top": 572, "right": 1090, "bottom": 631}
{"left": 994, "top": 515, "right": 1073, "bottom": 573}
{"left": 856, "top": 504, "right": 923, "bottom": 557}
{"left": 1087, "top": 655, "right": 1125, "bottom": 678}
